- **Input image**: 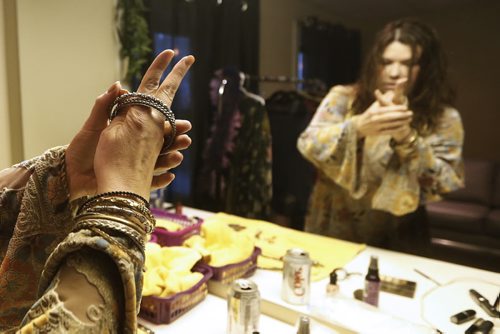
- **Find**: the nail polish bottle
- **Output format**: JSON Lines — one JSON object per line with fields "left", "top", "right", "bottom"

{"left": 364, "top": 255, "right": 381, "bottom": 307}
{"left": 326, "top": 271, "right": 339, "bottom": 296}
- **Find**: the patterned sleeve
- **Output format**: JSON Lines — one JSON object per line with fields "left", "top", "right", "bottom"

{"left": 297, "top": 85, "right": 368, "bottom": 198}
{"left": 0, "top": 147, "right": 144, "bottom": 333}
{"left": 372, "top": 108, "right": 465, "bottom": 215}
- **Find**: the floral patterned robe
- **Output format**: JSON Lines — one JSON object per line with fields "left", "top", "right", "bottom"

{"left": 297, "top": 85, "right": 464, "bottom": 246}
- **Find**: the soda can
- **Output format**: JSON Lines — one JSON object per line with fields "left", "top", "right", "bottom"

{"left": 281, "top": 248, "right": 312, "bottom": 305}
{"left": 296, "top": 315, "right": 311, "bottom": 334}
{"left": 227, "top": 278, "right": 260, "bottom": 334}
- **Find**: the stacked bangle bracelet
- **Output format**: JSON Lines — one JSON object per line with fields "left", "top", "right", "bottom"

{"left": 74, "top": 191, "right": 156, "bottom": 252}
{"left": 390, "top": 128, "right": 419, "bottom": 158}
{"left": 108, "top": 92, "right": 176, "bottom": 150}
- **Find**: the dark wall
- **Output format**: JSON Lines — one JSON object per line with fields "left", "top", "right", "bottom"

{"left": 423, "top": 0, "right": 500, "bottom": 161}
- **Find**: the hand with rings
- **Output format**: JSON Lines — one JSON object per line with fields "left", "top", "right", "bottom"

{"left": 66, "top": 50, "right": 194, "bottom": 201}
{"left": 353, "top": 78, "right": 413, "bottom": 141}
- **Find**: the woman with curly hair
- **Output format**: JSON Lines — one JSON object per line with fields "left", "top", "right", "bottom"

{"left": 298, "top": 18, "right": 464, "bottom": 254}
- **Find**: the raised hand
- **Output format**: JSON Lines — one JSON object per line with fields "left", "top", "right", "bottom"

{"left": 65, "top": 82, "right": 121, "bottom": 201}
{"left": 66, "top": 50, "right": 194, "bottom": 200}
{"left": 94, "top": 50, "right": 194, "bottom": 199}
{"left": 152, "top": 119, "right": 192, "bottom": 189}
{"left": 353, "top": 78, "right": 413, "bottom": 140}
{"left": 376, "top": 78, "right": 414, "bottom": 142}
{"left": 375, "top": 78, "right": 408, "bottom": 106}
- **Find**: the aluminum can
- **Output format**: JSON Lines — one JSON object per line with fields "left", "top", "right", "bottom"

{"left": 281, "top": 248, "right": 312, "bottom": 305}
{"left": 227, "top": 278, "right": 260, "bottom": 334}
{"left": 296, "top": 315, "right": 311, "bottom": 334}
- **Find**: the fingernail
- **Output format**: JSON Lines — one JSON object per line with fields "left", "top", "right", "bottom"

{"left": 184, "top": 55, "right": 195, "bottom": 66}
{"left": 106, "top": 81, "right": 119, "bottom": 93}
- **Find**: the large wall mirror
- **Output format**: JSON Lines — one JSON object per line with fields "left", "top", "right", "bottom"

{"left": 1, "top": 0, "right": 499, "bottom": 269}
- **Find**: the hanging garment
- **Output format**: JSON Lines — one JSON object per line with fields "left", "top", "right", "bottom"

{"left": 226, "top": 93, "right": 272, "bottom": 219}
{"left": 197, "top": 69, "right": 272, "bottom": 219}
{"left": 266, "top": 90, "right": 319, "bottom": 230}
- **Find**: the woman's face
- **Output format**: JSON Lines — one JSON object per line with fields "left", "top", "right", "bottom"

{"left": 377, "top": 41, "right": 420, "bottom": 94}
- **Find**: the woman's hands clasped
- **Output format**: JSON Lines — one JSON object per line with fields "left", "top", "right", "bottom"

{"left": 66, "top": 50, "right": 194, "bottom": 201}
{"left": 353, "top": 79, "right": 413, "bottom": 142}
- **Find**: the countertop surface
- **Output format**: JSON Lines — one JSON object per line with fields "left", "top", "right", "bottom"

{"left": 140, "top": 206, "right": 500, "bottom": 334}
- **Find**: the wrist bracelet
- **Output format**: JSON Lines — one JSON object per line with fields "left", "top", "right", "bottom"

{"left": 76, "top": 219, "right": 146, "bottom": 252}
{"left": 79, "top": 191, "right": 150, "bottom": 212}
{"left": 390, "top": 129, "right": 418, "bottom": 148}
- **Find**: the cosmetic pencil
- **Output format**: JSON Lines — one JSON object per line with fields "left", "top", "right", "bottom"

{"left": 413, "top": 269, "right": 441, "bottom": 286}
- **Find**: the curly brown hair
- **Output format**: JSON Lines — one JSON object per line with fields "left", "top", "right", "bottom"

{"left": 352, "top": 18, "right": 456, "bottom": 133}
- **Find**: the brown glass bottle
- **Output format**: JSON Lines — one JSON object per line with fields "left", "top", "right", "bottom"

{"left": 364, "top": 255, "right": 380, "bottom": 307}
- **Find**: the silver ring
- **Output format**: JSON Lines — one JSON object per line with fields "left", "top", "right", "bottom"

{"left": 109, "top": 92, "right": 176, "bottom": 150}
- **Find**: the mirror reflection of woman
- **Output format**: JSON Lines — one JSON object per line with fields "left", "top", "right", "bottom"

{"left": 297, "top": 18, "right": 464, "bottom": 254}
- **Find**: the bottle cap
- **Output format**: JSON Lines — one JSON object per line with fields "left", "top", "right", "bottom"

{"left": 296, "top": 315, "right": 310, "bottom": 334}
{"left": 369, "top": 255, "right": 378, "bottom": 270}
{"left": 450, "top": 309, "right": 476, "bottom": 324}
{"left": 329, "top": 271, "right": 337, "bottom": 285}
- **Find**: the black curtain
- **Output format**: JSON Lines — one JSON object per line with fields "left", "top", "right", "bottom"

{"left": 146, "top": 0, "right": 260, "bottom": 206}
{"left": 299, "top": 17, "right": 361, "bottom": 86}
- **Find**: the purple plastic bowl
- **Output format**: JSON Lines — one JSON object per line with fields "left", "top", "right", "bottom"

{"left": 206, "top": 247, "right": 261, "bottom": 284}
{"left": 139, "top": 265, "right": 213, "bottom": 324}
{"left": 151, "top": 208, "right": 203, "bottom": 246}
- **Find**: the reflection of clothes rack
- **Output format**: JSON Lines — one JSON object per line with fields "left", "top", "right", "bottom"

{"left": 243, "top": 74, "right": 327, "bottom": 98}
{"left": 198, "top": 68, "right": 272, "bottom": 219}
{"left": 234, "top": 73, "right": 325, "bottom": 230}
{"left": 263, "top": 87, "right": 321, "bottom": 231}
{"left": 217, "top": 79, "right": 228, "bottom": 114}
{"left": 243, "top": 74, "right": 321, "bottom": 84}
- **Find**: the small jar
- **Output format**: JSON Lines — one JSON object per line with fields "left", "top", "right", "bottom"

{"left": 326, "top": 271, "right": 339, "bottom": 296}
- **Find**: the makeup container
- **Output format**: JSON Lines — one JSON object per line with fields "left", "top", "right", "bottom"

{"left": 470, "top": 289, "right": 500, "bottom": 317}
{"left": 464, "top": 318, "right": 494, "bottom": 334}
{"left": 450, "top": 309, "right": 476, "bottom": 324}
{"left": 325, "top": 271, "right": 339, "bottom": 296}
{"left": 363, "top": 255, "right": 381, "bottom": 307}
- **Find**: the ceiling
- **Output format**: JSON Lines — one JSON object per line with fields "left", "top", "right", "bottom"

{"left": 305, "top": 0, "right": 479, "bottom": 21}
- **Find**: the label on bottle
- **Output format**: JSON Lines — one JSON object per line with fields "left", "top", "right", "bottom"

{"left": 364, "top": 280, "right": 380, "bottom": 307}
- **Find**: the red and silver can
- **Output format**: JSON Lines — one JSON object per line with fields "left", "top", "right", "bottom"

{"left": 227, "top": 278, "right": 260, "bottom": 334}
{"left": 281, "top": 248, "right": 312, "bottom": 305}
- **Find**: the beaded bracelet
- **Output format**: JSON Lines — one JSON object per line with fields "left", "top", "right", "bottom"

{"left": 85, "top": 196, "right": 155, "bottom": 221}
{"left": 78, "top": 191, "right": 150, "bottom": 214}
{"left": 109, "top": 92, "right": 176, "bottom": 149}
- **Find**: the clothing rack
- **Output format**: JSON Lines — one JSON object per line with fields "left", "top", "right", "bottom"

{"left": 243, "top": 74, "right": 327, "bottom": 95}
{"left": 243, "top": 74, "right": 328, "bottom": 98}
{"left": 243, "top": 74, "right": 324, "bottom": 86}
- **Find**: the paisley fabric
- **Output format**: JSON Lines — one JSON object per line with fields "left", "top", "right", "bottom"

{"left": 297, "top": 85, "right": 464, "bottom": 246}
{"left": 0, "top": 147, "right": 144, "bottom": 333}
